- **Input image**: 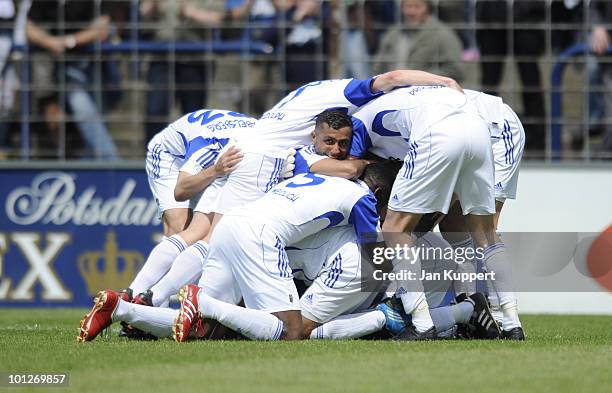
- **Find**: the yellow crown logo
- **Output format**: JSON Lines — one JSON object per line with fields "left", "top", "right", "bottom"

{"left": 77, "top": 231, "right": 145, "bottom": 296}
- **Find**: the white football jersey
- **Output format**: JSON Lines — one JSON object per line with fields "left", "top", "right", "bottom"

{"left": 287, "top": 226, "right": 358, "bottom": 286}
{"left": 238, "top": 78, "right": 383, "bottom": 157}
{"left": 227, "top": 173, "right": 379, "bottom": 246}
{"left": 147, "top": 109, "right": 257, "bottom": 175}
{"left": 350, "top": 86, "right": 472, "bottom": 160}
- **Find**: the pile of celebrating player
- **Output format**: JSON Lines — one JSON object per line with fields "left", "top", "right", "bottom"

{"left": 77, "top": 69, "right": 526, "bottom": 343}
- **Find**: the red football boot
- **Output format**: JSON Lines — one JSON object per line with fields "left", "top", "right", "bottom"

{"left": 77, "top": 290, "right": 119, "bottom": 342}
{"left": 173, "top": 284, "right": 201, "bottom": 342}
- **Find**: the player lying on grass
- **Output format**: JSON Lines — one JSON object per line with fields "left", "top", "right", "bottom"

{"left": 121, "top": 70, "right": 464, "bottom": 313}
{"left": 170, "top": 161, "right": 402, "bottom": 341}
{"left": 347, "top": 86, "right": 518, "bottom": 339}
{"left": 77, "top": 223, "right": 499, "bottom": 341}
{"left": 78, "top": 161, "right": 393, "bottom": 341}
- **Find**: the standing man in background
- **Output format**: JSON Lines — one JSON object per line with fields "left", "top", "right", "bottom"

{"left": 373, "top": 0, "right": 464, "bottom": 83}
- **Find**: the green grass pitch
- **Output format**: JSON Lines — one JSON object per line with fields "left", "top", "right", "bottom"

{"left": 0, "top": 309, "right": 610, "bottom": 393}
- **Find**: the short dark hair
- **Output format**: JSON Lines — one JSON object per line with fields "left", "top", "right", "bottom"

{"left": 362, "top": 160, "right": 403, "bottom": 212}
{"left": 314, "top": 109, "right": 353, "bottom": 132}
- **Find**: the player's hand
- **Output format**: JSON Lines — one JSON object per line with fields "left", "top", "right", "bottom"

{"left": 591, "top": 26, "right": 610, "bottom": 56}
{"left": 280, "top": 148, "right": 296, "bottom": 179}
{"left": 214, "top": 146, "right": 243, "bottom": 177}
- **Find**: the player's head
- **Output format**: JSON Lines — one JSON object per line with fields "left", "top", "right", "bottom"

{"left": 312, "top": 109, "right": 353, "bottom": 160}
{"left": 361, "top": 160, "right": 403, "bottom": 220}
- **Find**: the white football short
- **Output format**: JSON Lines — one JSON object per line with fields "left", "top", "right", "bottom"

{"left": 146, "top": 144, "right": 196, "bottom": 218}
{"left": 214, "top": 152, "right": 285, "bottom": 215}
{"left": 295, "top": 239, "right": 371, "bottom": 324}
{"left": 194, "top": 176, "right": 227, "bottom": 214}
{"left": 492, "top": 104, "right": 525, "bottom": 201}
{"left": 200, "top": 215, "right": 300, "bottom": 313}
{"left": 388, "top": 111, "right": 495, "bottom": 215}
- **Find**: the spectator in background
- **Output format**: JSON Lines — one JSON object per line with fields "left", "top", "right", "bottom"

{"left": 26, "top": 0, "right": 119, "bottom": 160}
{"left": 338, "top": 0, "right": 373, "bottom": 79}
{"left": 33, "top": 94, "right": 84, "bottom": 159}
{"left": 573, "top": 0, "right": 612, "bottom": 153}
{"left": 208, "top": 0, "right": 274, "bottom": 114}
{"left": 140, "top": 0, "right": 225, "bottom": 143}
{"left": 476, "top": 0, "right": 547, "bottom": 154}
{"left": 276, "top": 0, "right": 331, "bottom": 92}
{"left": 242, "top": 0, "right": 282, "bottom": 115}
{"left": 0, "top": 0, "right": 27, "bottom": 158}
{"left": 372, "top": 0, "right": 464, "bottom": 82}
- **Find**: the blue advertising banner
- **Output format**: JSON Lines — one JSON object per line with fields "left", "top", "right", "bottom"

{"left": 0, "top": 169, "right": 162, "bottom": 307}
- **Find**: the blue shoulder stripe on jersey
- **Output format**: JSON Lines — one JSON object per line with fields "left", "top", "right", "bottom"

{"left": 349, "top": 116, "right": 372, "bottom": 158}
{"left": 312, "top": 211, "right": 345, "bottom": 229}
{"left": 372, "top": 110, "right": 401, "bottom": 137}
{"left": 343, "top": 77, "right": 384, "bottom": 107}
{"left": 185, "top": 136, "right": 231, "bottom": 161}
{"left": 348, "top": 193, "right": 379, "bottom": 242}
{"left": 294, "top": 147, "right": 311, "bottom": 176}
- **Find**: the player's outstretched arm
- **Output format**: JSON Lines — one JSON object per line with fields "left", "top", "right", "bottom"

{"left": 371, "top": 69, "right": 463, "bottom": 93}
{"left": 174, "top": 146, "right": 243, "bottom": 201}
{"left": 309, "top": 158, "right": 370, "bottom": 180}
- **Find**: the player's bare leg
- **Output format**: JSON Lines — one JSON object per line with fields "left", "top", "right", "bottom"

{"left": 202, "top": 212, "right": 224, "bottom": 243}
{"left": 161, "top": 208, "right": 193, "bottom": 237}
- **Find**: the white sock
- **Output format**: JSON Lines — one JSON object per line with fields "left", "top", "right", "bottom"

{"left": 309, "top": 311, "right": 385, "bottom": 340}
{"left": 399, "top": 291, "right": 434, "bottom": 332}
{"left": 198, "top": 292, "right": 284, "bottom": 340}
{"left": 113, "top": 299, "right": 177, "bottom": 338}
{"left": 483, "top": 243, "right": 521, "bottom": 330}
{"left": 130, "top": 235, "right": 188, "bottom": 295}
{"left": 451, "top": 238, "right": 476, "bottom": 296}
{"left": 150, "top": 241, "right": 208, "bottom": 306}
